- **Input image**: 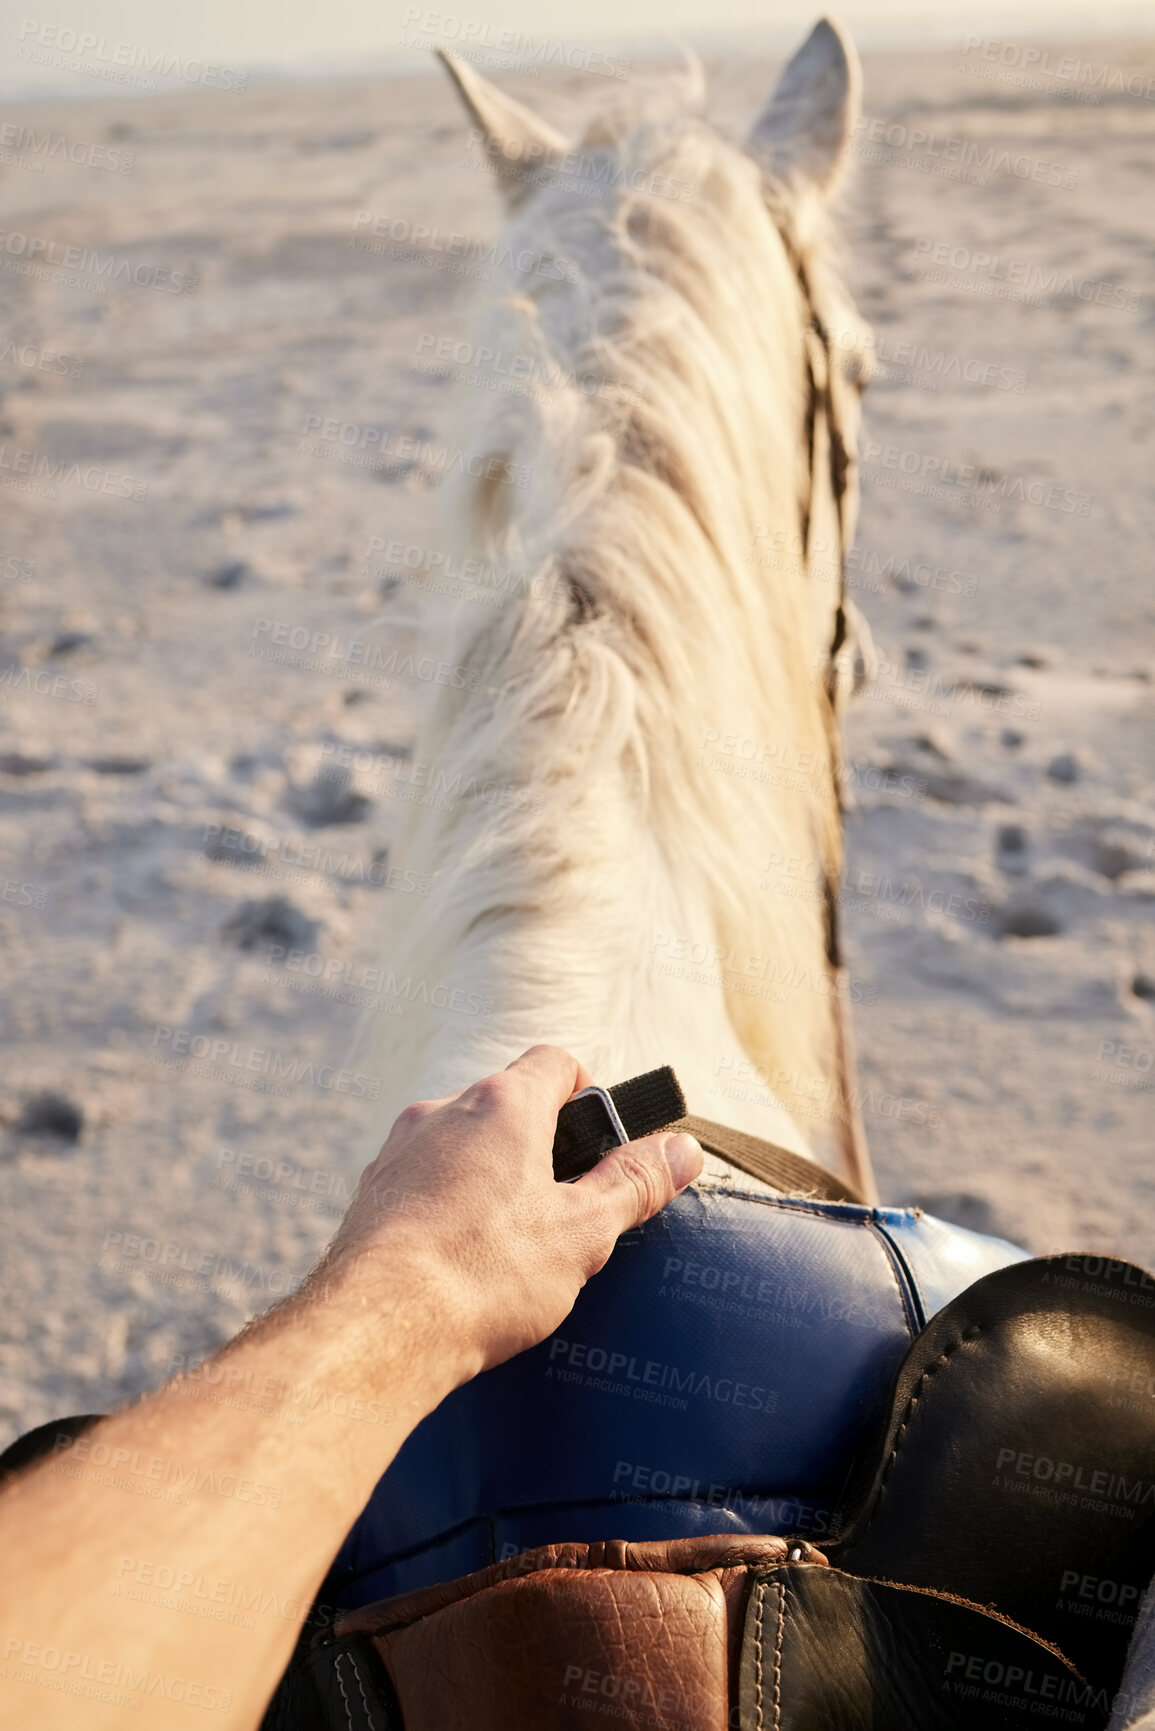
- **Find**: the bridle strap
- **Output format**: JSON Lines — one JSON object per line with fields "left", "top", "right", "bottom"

{"left": 797, "top": 264, "right": 877, "bottom": 1205}
{"left": 674, "top": 1113, "right": 866, "bottom": 1204}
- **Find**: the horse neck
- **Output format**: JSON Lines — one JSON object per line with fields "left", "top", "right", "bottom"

{"left": 363, "top": 543, "right": 841, "bottom": 1168}
{"left": 364, "top": 168, "right": 850, "bottom": 1165}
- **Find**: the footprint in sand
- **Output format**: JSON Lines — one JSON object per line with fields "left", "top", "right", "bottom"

{"left": 995, "top": 902, "right": 1064, "bottom": 940}
{"left": 220, "top": 894, "right": 320, "bottom": 954}
{"left": 11, "top": 1092, "right": 84, "bottom": 1146}
{"left": 286, "top": 767, "right": 371, "bottom": 827}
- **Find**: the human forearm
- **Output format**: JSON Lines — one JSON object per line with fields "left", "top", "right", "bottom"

{"left": 0, "top": 1048, "right": 702, "bottom": 1730}
{"left": 0, "top": 1251, "right": 463, "bottom": 1730}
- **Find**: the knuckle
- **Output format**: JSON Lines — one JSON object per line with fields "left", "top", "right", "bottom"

{"left": 519, "top": 1042, "right": 574, "bottom": 1077}
{"left": 615, "top": 1149, "right": 664, "bottom": 1219}
{"left": 393, "top": 1098, "right": 436, "bottom": 1132}
{"left": 465, "top": 1072, "right": 509, "bottom": 1112}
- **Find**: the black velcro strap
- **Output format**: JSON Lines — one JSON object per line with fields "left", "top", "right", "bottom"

{"left": 552, "top": 1067, "right": 686, "bottom": 1182}
{"left": 551, "top": 1069, "right": 864, "bottom": 1203}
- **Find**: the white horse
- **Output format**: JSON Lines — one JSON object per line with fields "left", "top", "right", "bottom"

{"left": 360, "top": 18, "right": 877, "bottom": 1198}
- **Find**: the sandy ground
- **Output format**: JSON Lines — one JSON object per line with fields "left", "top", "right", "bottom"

{"left": 0, "top": 35, "right": 1153, "bottom": 1448}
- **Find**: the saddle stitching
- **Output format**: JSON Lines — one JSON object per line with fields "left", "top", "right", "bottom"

{"left": 865, "top": 1323, "right": 984, "bottom": 1533}
{"left": 333, "top": 1652, "right": 356, "bottom": 1731}
{"left": 771, "top": 1581, "right": 785, "bottom": 1731}
{"left": 752, "top": 1580, "right": 765, "bottom": 1730}
{"left": 347, "top": 1651, "right": 375, "bottom": 1728}
{"left": 701, "top": 1189, "right": 884, "bottom": 1224}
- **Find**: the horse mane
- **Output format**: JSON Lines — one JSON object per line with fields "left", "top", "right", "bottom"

{"left": 363, "top": 80, "right": 870, "bottom": 1165}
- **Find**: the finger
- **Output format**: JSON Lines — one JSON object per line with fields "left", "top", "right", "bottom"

{"left": 574, "top": 1131, "right": 703, "bottom": 1237}
{"left": 503, "top": 1043, "right": 593, "bottom": 1109}
{"left": 567, "top": 1059, "right": 596, "bottom": 1095}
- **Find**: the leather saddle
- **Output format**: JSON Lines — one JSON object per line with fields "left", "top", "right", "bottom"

{"left": 321, "top": 1109, "right": 1028, "bottom": 1610}
{"left": 268, "top": 1249, "right": 1155, "bottom": 1729}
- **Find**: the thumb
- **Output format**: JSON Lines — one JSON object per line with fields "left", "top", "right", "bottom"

{"left": 574, "top": 1131, "right": 703, "bottom": 1236}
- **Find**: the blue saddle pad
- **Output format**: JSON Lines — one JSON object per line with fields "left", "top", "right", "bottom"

{"left": 323, "top": 1185, "right": 1028, "bottom": 1608}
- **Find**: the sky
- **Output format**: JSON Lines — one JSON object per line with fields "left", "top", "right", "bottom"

{"left": 2, "top": 0, "right": 1153, "bottom": 99}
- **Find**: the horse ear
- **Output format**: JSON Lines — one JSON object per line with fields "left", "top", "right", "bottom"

{"left": 437, "top": 50, "right": 568, "bottom": 203}
{"left": 747, "top": 17, "right": 860, "bottom": 198}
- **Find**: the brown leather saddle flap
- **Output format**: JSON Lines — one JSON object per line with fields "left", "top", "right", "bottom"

{"left": 326, "top": 1535, "right": 814, "bottom": 1731}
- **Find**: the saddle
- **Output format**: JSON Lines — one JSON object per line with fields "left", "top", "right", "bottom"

{"left": 267, "top": 1250, "right": 1155, "bottom": 1730}
{"left": 319, "top": 1077, "right": 1028, "bottom": 1610}
{"left": 4, "top": 1072, "right": 1150, "bottom": 1727}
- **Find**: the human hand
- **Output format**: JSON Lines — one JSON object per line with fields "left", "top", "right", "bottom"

{"left": 312, "top": 1045, "right": 703, "bottom": 1389}
{"left": 0, "top": 1050, "right": 699, "bottom": 1731}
